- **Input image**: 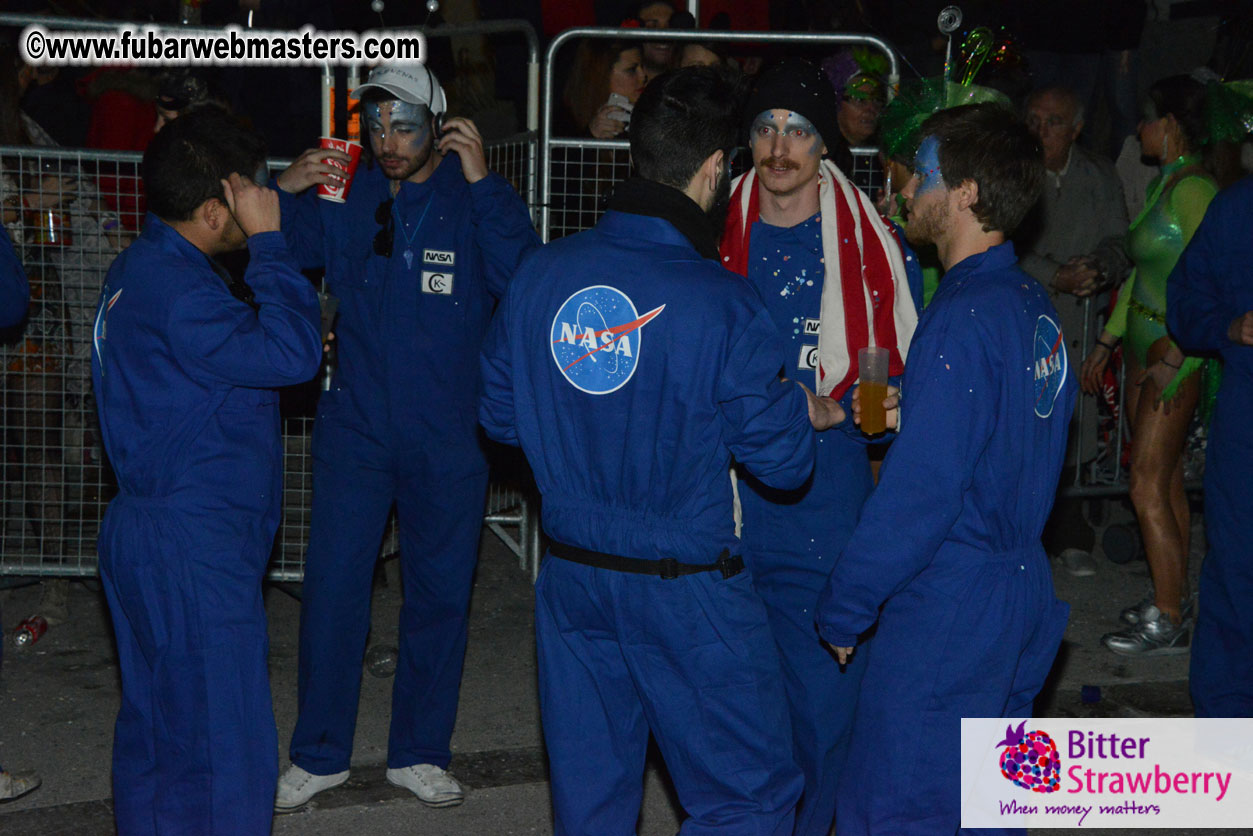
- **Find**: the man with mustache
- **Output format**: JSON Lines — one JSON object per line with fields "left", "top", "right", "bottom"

{"left": 719, "top": 58, "right": 920, "bottom": 836}
{"left": 480, "top": 66, "right": 841, "bottom": 835}
{"left": 270, "top": 64, "right": 540, "bottom": 811}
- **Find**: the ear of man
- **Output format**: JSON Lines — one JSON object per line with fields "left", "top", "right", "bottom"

{"left": 954, "top": 178, "right": 979, "bottom": 214}
{"left": 686, "top": 148, "right": 725, "bottom": 210}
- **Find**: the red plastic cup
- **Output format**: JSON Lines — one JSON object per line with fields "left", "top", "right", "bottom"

{"left": 316, "top": 137, "right": 363, "bottom": 203}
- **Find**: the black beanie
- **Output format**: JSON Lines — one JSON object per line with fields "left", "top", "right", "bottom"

{"left": 743, "top": 58, "right": 842, "bottom": 154}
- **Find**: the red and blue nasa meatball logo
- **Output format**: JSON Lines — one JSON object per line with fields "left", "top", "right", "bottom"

{"left": 550, "top": 285, "right": 665, "bottom": 395}
{"left": 1033, "top": 314, "right": 1067, "bottom": 418}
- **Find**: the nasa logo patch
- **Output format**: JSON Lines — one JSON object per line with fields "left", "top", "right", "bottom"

{"left": 550, "top": 285, "right": 664, "bottom": 395}
{"left": 1032, "top": 314, "right": 1067, "bottom": 418}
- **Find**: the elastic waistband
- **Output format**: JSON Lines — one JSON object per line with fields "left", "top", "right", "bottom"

{"left": 549, "top": 541, "right": 744, "bottom": 580}
{"left": 111, "top": 493, "right": 175, "bottom": 510}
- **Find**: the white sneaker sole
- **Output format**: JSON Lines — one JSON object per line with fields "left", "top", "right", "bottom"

{"left": 386, "top": 773, "right": 465, "bottom": 808}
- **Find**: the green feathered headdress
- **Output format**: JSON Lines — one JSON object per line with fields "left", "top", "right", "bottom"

{"left": 1204, "top": 78, "right": 1253, "bottom": 144}
{"left": 879, "top": 78, "right": 1011, "bottom": 162}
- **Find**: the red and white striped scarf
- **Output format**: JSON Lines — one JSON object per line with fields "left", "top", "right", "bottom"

{"left": 721, "top": 160, "right": 917, "bottom": 400}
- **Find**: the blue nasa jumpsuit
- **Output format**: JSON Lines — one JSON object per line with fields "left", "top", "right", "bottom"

{"left": 277, "top": 156, "right": 539, "bottom": 774}
{"left": 738, "top": 214, "right": 922, "bottom": 836}
{"left": 479, "top": 206, "right": 811, "bottom": 835}
{"left": 0, "top": 225, "right": 28, "bottom": 678}
{"left": 1167, "top": 175, "right": 1253, "bottom": 717}
{"left": 815, "top": 243, "right": 1073, "bottom": 835}
{"left": 0, "top": 224, "right": 29, "bottom": 327}
{"left": 92, "top": 217, "right": 322, "bottom": 834}
{"left": 0, "top": 223, "right": 28, "bottom": 690}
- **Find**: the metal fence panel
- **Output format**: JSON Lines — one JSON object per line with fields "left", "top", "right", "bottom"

{"left": 0, "top": 137, "right": 540, "bottom": 580}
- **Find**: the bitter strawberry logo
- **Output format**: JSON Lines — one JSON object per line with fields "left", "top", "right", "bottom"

{"left": 997, "top": 721, "right": 1061, "bottom": 793}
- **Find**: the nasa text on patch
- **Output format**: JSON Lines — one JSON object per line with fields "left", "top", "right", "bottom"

{"left": 549, "top": 285, "right": 665, "bottom": 396}
{"left": 423, "top": 249, "right": 455, "bottom": 266}
{"left": 1032, "top": 314, "right": 1068, "bottom": 418}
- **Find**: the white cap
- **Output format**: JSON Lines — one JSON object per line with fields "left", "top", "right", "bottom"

{"left": 353, "top": 64, "right": 447, "bottom": 115}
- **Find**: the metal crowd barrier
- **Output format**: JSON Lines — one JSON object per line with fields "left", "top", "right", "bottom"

{"left": 0, "top": 138, "right": 540, "bottom": 582}
{"left": 1058, "top": 296, "right": 1205, "bottom": 500}
{"left": 540, "top": 27, "right": 898, "bottom": 242}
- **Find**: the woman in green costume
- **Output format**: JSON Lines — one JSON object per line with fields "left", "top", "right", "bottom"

{"left": 1082, "top": 75, "right": 1218, "bottom": 655}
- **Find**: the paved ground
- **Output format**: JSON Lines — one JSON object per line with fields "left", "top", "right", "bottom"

{"left": 0, "top": 500, "right": 1246, "bottom": 835}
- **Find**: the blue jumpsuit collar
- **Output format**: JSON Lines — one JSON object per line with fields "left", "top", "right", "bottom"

{"left": 142, "top": 212, "right": 212, "bottom": 262}
{"left": 946, "top": 240, "right": 1017, "bottom": 278}
{"left": 597, "top": 210, "right": 705, "bottom": 255}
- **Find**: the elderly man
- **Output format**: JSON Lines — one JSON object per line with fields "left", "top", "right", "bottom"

{"left": 1019, "top": 85, "right": 1130, "bottom": 577}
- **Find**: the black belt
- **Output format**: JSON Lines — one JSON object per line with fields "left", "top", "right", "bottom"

{"left": 549, "top": 541, "right": 744, "bottom": 580}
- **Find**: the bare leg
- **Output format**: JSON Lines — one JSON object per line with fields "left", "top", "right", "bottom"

{"left": 1125, "top": 346, "right": 1200, "bottom": 625}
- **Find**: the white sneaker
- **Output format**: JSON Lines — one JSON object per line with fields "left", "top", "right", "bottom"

{"left": 1059, "top": 548, "right": 1098, "bottom": 578}
{"left": 274, "top": 764, "right": 349, "bottom": 812}
{"left": 386, "top": 763, "right": 465, "bottom": 807}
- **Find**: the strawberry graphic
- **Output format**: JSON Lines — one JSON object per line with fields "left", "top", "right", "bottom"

{"left": 997, "top": 721, "right": 1061, "bottom": 793}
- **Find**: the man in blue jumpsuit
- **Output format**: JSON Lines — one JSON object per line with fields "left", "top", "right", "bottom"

{"left": 0, "top": 224, "right": 39, "bottom": 805}
{"left": 480, "top": 67, "right": 842, "bottom": 836}
{"left": 816, "top": 104, "right": 1073, "bottom": 835}
{"left": 272, "top": 64, "right": 540, "bottom": 809}
{"left": 91, "top": 107, "right": 323, "bottom": 834}
{"left": 719, "top": 59, "right": 921, "bottom": 836}
{"left": 1167, "top": 174, "right": 1253, "bottom": 717}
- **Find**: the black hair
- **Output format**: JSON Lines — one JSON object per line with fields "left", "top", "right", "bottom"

{"left": 142, "top": 105, "right": 266, "bottom": 222}
{"left": 1147, "top": 74, "right": 1208, "bottom": 151}
{"left": 919, "top": 103, "right": 1044, "bottom": 235}
{"left": 630, "top": 66, "right": 742, "bottom": 190}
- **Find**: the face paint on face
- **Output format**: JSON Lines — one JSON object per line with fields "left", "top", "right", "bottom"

{"left": 750, "top": 109, "right": 826, "bottom": 199}
{"left": 751, "top": 110, "right": 824, "bottom": 158}
{"left": 912, "top": 135, "right": 945, "bottom": 195}
{"left": 366, "top": 100, "right": 434, "bottom": 181}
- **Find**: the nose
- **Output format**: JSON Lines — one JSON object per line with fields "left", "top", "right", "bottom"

{"left": 770, "top": 129, "right": 787, "bottom": 157}
{"left": 901, "top": 174, "right": 918, "bottom": 201}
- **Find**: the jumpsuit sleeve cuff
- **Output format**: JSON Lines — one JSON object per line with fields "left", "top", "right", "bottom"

{"left": 246, "top": 230, "right": 290, "bottom": 254}
{"left": 817, "top": 627, "right": 859, "bottom": 649}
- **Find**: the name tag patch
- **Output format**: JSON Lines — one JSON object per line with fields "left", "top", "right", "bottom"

{"left": 798, "top": 344, "right": 818, "bottom": 371}
{"left": 422, "top": 271, "right": 454, "bottom": 295}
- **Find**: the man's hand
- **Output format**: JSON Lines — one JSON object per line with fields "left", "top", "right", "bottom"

{"left": 1229, "top": 311, "right": 1253, "bottom": 346}
{"left": 850, "top": 383, "right": 901, "bottom": 430}
{"left": 220, "top": 173, "right": 280, "bottom": 237}
{"left": 1080, "top": 343, "right": 1112, "bottom": 395}
{"left": 275, "top": 146, "right": 351, "bottom": 194}
{"left": 437, "top": 117, "right": 488, "bottom": 184}
{"left": 822, "top": 640, "right": 855, "bottom": 665}
{"left": 799, "top": 381, "right": 846, "bottom": 430}
{"left": 1134, "top": 360, "right": 1185, "bottom": 414}
{"left": 1053, "top": 257, "right": 1101, "bottom": 297}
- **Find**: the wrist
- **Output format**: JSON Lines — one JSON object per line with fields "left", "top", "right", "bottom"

{"left": 1096, "top": 336, "right": 1118, "bottom": 350}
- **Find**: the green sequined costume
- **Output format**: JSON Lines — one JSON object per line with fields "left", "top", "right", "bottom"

{"left": 1106, "top": 155, "right": 1218, "bottom": 400}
